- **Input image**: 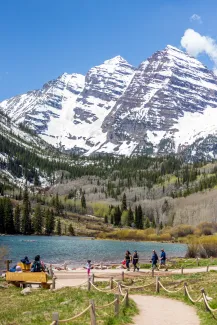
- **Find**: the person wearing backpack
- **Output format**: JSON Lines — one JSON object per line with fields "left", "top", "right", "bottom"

{"left": 31, "top": 255, "right": 45, "bottom": 272}
{"left": 125, "top": 250, "right": 132, "bottom": 271}
{"left": 133, "top": 250, "right": 139, "bottom": 272}
{"left": 159, "top": 248, "right": 168, "bottom": 271}
{"left": 151, "top": 250, "right": 158, "bottom": 270}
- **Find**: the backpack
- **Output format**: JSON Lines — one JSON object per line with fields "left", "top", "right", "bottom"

{"left": 31, "top": 261, "right": 41, "bottom": 272}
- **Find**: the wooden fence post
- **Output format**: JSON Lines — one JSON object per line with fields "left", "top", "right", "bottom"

{"left": 184, "top": 283, "right": 187, "bottom": 297}
{"left": 206, "top": 265, "right": 209, "bottom": 272}
{"left": 121, "top": 271, "right": 124, "bottom": 281}
{"left": 125, "top": 289, "right": 129, "bottom": 307}
{"left": 197, "top": 258, "right": 199, "bottom": 266}
{"left": 64, "top": 262, "right": 67, "bottom": 271}
{"left": 88, "top": 277, "right": 91, "bottom": 291}
{"left": 52, "top": 312, "right": 59, "bottom": 325}
{"left": 152, "top": 268, "right": 154, "bottom": 277}
{"left": 118, "top": 281, "right": 121, "bottom": 294}
{"left": 115, "top": 294, "right": 120, "bottom": 316}
{"left": 52, "top": 277, "right": 56, "bottom": 290}
{"left": 201, "top": 288, "right": 209, "bottom": 312}
{"left": 92, "top": 273, "right": 95, "bottom": 284}
{"left": 156, "top": 276, "right": 160, "bottom": 293}
{"left": 90, "top": 299, "right": 96, "bottom": 325}
{"left": 181, "top": 266, "right": 184, "bottom": 275}
{"left": 49, "top": 264, "right": 54, "bottom": 277}
{"left": 5, "top": 260, "right": 12, "bottom": 271}
{"left": 110, "top": 277, "right": 113, "bottom": 289}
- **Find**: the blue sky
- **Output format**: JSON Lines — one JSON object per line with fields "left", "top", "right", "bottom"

{"left": 1, "top": 0, "right": 217, "bottom": 101}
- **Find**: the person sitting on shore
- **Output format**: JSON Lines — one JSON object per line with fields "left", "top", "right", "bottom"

{"left": 133, "top": 250, "right": 139, "bottom": 272}
{"left": 151, "top": 250, "right": 158, "bottom": 270}
{"left": 20, "top": 256, "right": 31, "bottom": 265}
{"left": 31, "top": 255, "right": 45, "bottom": 272}
{"left": 125, "top": 250, "right": 131, "bottom": 271}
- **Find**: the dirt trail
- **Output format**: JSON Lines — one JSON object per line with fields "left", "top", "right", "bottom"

{"left": 54, "top": 268, "right": 203, "bottom": 324}
{"left": 131, "top": 295, "right": 200, "bottom": 325}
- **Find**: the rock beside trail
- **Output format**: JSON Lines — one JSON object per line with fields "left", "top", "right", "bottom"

{"left": 21, "top": 287, "right": 32, "bottom": 295}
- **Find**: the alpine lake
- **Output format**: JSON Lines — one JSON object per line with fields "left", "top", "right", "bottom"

{"left": 0, "top": 235, "right": 187, "bottom": 267}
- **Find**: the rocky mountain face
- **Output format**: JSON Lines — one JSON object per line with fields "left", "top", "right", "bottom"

{"left": 1, "top": 46, "right": 217, "bottom": 158}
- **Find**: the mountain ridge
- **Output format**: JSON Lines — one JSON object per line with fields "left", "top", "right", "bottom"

{"left": 1, "top": 45, "right": 217, "bottom": 158}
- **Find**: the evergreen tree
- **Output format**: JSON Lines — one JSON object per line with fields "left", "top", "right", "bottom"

{"left": 114, "top": 206, "right": 121, "bottom": 226}
{"left": 34, "top": 170, "right": 41, "bottom": 186}
{"left": 134, "top": 206, "right": 138, "bottom": 227}
{"left": 0, "top": 199, "right": 5, "bottom": 234}
{"left": 68, "top": 223, "right": 75, "bottom": 236}
{"left": 4, "top": 198, "right": 14, "bottom": 234}
{"left": 33, "top": 204, "right": 43, "bottom": 234}
{"left": 54, "top": 193, "right": 63, "bottom": 215}
{"left": 121, "top": 193, "right": 127, "bottom": 211}
{"left": 21, "top": 187, "right": 32, "bottom": 234}
{"left": 160, "top": 221, "right": 163, "bottom": 230}
{"left": 14, "top": 205, "right": 21, "bottom": 234}
{"left": 45, "top": 209, "right": 55, "bottom": 235}
{"left": 127, "top": 207, "right": 134, "bottom": 227}
{"left": 56, "top": 219, "right": 61, "bottom": 235}
{"left": 104, "top": 215, "right": 108, "bottom": 224}
{"left": 144, "top": 217, "right": 150, "bottom": 229}
{"left": 81, "top": 192, "right": 86, "bottom": 210}
{"left": 152, "top": 218, "right": 156, "bottom": 228}
{"left": 135, "top": 205, "right": 143, "bottom": 229}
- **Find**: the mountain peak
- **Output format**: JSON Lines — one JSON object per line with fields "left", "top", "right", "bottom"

{"left": 165, "top": 44, "right": 181, "bottom": 51}
{"left": 104, "top": 55, "right": 129, "bottom": 66}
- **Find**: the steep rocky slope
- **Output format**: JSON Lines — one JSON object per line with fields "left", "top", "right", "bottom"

{"left": 1, "top": 46, "right": 217, "bottom": 158}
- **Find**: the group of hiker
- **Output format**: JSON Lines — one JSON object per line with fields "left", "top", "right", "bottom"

{"left": 123, "top": 248, "right": 168, "bottom": 271}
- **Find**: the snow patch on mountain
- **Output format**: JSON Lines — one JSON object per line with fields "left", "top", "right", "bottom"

{"left": 172, "top": 105, "right": 217, "bottom": 150}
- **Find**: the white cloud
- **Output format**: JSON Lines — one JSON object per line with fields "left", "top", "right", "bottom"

{"left": 190, "top": 14, "right": 202, "bottom": 24}
{"left": 181, "top": 29, "right": 217, "bottom": 74}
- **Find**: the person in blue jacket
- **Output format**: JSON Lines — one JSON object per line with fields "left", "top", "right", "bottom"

{"left": 151, "top": 250, "right": 158, "bottom": 270}
{"left": 159, "top": 248, "right": 168, "bottom": 271}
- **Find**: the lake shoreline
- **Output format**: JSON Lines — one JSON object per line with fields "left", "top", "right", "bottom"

{"left": 0, "top": 233, "right": 186, "bottom": 245}
{"left": 1, "top": 235, "right": 187, "bottom": 266}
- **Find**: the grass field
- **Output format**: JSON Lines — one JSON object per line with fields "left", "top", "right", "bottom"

{"left": 139, "top": 257, "right": 217, "bottom": 270}
{"left": 0, "top": 278, "right": 137, "bottom": 325}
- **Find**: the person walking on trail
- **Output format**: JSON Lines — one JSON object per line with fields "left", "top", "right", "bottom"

{"left": 86, "top": 260, "right": 91, "bottom": 276}
{"left": 159, "top": 248, "right": 168, "bottom": 271}
{"left": 133, "top": 250, "right": 140, "bottom": 272}
{"left": 151, "top": 250, "right": 158, "bottom": 270}
{"left": 125, "top": 250, "right": 131, "bottom": 271}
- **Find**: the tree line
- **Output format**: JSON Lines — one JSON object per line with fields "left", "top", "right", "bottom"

{"left": 0, "top": 188, "right": 75, "bottom": 236}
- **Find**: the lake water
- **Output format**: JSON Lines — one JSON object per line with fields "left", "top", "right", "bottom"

{"left": 0, "top": 235, "right": 187, "bottom": 266}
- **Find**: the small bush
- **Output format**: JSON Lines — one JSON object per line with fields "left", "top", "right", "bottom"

{"left": 147, "top": 234, "right": 159, "bottom": 241}
{"left": 170, "top": 225, "right": 195, "bottom": 238}
{"left": 200, "top": 236, "right": 217, "bottom": 257}
{"left": 185, "top": 243, "right": 199, "bottom": 258}
{"left": 159, "top": 233, "right": 172, "bottom": 241}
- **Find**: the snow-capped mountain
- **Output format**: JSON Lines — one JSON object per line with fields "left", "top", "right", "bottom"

{"left": 101, "top": 45, "right": 217, "bottom": 155}
{"left": 1, "top": 46, "right": 217, "bottom": 158}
